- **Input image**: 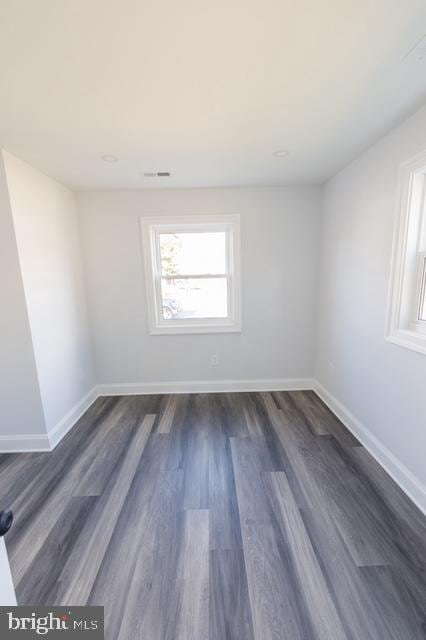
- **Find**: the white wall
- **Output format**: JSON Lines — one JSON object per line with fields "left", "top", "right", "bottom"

{"left": 0, "top": 538, "right": 16, "bottom": 605}
{"left": 0, "top": 152, "right": 46, "bottom": 440}
{"left": 3, "top": 151, "right": 95, "bottom": 435}
{"left": 78, "top": 187, "right": 321, "bottom": 386}
{"left": 316, "top": 104, "right": 426, "bottom": 508}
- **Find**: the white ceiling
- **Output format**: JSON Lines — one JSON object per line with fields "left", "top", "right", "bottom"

{"left": 0, "top": 0, "right": 426, "bottom": 190}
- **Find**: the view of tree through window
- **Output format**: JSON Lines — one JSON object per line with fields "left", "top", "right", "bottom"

{"left": 159, "top": 232, "right": 228, "bottom": 320}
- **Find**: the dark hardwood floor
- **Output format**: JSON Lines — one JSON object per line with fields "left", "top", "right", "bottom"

{"left": 0, "top": 391, "right": 425, "bottom": 639}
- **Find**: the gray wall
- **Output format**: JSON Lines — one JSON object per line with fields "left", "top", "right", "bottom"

{"left": 78, "top": 187, "right": 321, "bottom": 385}
{"left": 0, "top": 153, "right": 46, "bottom": 438}
{"left": 316, "top": 104, "right": 426, "bottom": 497}
{"left": 3, "top": 151, "right": 95, "bottom": 434}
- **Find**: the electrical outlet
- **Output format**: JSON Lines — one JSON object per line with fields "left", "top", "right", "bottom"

{"left": 211, "top": 354, "right": 220, "bottom": 366}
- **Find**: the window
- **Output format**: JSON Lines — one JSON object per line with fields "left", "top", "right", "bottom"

{"left": 141, "top": 215, "right": 241, "bottom": 334}
{"left": 386, "top": 150, "right": 426, "bottom": 354}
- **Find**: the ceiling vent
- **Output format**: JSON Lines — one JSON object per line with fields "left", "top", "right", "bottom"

{"left": 142, "top": 171, "right": 171, "bottom": 178}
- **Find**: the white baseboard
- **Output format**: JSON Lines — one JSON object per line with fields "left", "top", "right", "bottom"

{"left": 0, "top": 433, "right": 51, "bottom": 453}
{"left": 96, "top": 377, "right": 314, "bottom": 396}
{"left": 0, "top": 387, "right": 98, "bottom": 454}
{"left": 313, "top": 380, "right": 426, "bottom": 515}
{"left": 4, "top": 377, "right": 423, "bottom": 515}
{"left": 47, "top": 387, "right": 98, "bottom": 450}
{"left": 0, "top": 379, "right": 312, "bottom": 453}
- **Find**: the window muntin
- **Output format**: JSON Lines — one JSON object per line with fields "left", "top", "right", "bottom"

{"left": 141, "top": 215, "right": 241, "bottom": 334}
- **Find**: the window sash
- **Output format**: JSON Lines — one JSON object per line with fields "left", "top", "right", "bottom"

{"left": 154, "top": 228, "right": 232, "bottom": 277}
{"left": 152, "top": 226, "right": 233, "bottom": 324}
{"left": 157, "top": 275, "right": 232, "bottom": 322}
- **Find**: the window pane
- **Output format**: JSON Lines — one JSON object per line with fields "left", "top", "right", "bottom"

{"left": 159, "top": 232, "right": 226, "bottom": 276}
{"left": 419, "top": 257, "right": 426, "bottom": 321}
{"left": 161, "top": 277, "right": 228, "bottom": 319}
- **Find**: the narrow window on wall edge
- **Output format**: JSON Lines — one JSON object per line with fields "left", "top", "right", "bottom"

{"left": 386, "top": 150, "right": 426, "bottom": 354}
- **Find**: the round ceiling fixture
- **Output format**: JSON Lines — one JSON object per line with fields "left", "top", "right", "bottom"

{"left": 101, "top": 154, "right": 119, "bottom": 163}
{"left": 273, "top": 149, "right": 289, "bottom": 158}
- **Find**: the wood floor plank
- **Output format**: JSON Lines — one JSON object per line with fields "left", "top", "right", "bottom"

{"left": 87, "top": 434, "right": 181, "bottom": 639}
{"left": 359, "top": 565, "right": 426, "bottom": 640}
{"left": 263, "top": 472, "right": 347, "bottom": 640}
{"left": 231, "top": 437, "right": 315, "bottom": 640}
{"left": 259, "top": 393, "right": 323, "bottom": 509}
{"left": 331, "top": 441, "right": 426, "bottom": 601}
{"left": 73, "top": 416, "right": 137, "bottom": 496}
{"left": 174, "top": 509, "right": 210, "bottom": 640}
{"left": 183, "top": 431, "right": 209, "bottom": 510}
{"left": 0, "top": 452, "right": 48, "bottom": 504}
{"left": 300, "top": 505, "right": 396, "bottom": 640}
{"left": 242, "top": 395, "right": 265, "bottom": 438}
{"left": 157, "top": 394, "right": 179, "bottom": 433}
{"left": 209, "top": 429, "right": 243, "bottom": 550}
{"left": 347, "top": 446, "right": 426, "bottom": 538}
{"left": 241, "top": 521, "right": 315, "bottom": 640}
{"left": 315, "top": 436, "right": 398, "bottom": 567}
{"left": 288, "top": 390, "right": 331, "bottom": 435}
{"left": 115, "top": 471, "right": 184, "bottom": 640}
{"left": 289, "top": 390, "right": 360, "bottom": 447}
{"left": 262, "top": 394, "right": 388, "bottom": 566}
{"left": 55, "top": 413, "right": 156, "bottom": 604}
{"left": 7, "top": 397, "right": 127, "bottom": 586}
{"left": 216, "top": 393, "right": 250, "bottom": 438}
{"left": 1, "top": 397, "right": 115, "bottom": 513}
{"left": 210, "top": 549, "right": 254, "bottom": 640}
{"left": 180, "top": 394, "right": 210, "bottom": 510}
{"left": 16, "top": 496, "right": 97, "bottom": 604}
{"left": 230, "top": 437, "right": 273, "bottom": 523}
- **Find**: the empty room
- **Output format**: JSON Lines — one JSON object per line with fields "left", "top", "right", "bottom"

{"left": 0, "top": 1, "right": 425, "bottom": 638}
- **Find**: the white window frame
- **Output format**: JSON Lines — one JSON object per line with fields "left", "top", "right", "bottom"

{"left": 386, "top": 150, "right": 426, "bottom": 355}
{"left": 140, "top": 214, "right": 241, "bottom": 335}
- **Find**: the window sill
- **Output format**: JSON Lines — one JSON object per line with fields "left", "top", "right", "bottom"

{"left": 410, "top": 320, "right": 426, "bottom": 335}
{"left": 149, "top": 320, "right": 242, "bottom": 335}
{"left": 386, "top": 329, "right": 426, "bottom": 356}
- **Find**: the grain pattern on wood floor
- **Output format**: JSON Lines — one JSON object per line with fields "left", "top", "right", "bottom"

{"left": 1, "top": 391, "right": 425, "bottom": 640}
